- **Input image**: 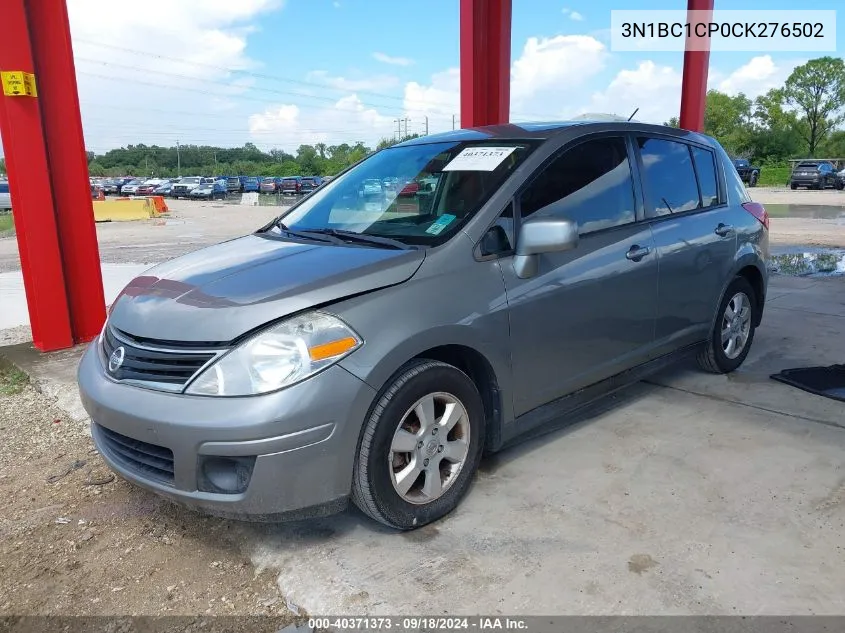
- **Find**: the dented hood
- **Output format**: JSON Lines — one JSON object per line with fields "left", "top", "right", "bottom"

{"left": 108, "top": 233, "right": 425, "bottom": 342}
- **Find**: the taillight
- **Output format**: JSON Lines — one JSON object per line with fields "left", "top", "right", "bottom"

{"left": 742, "top": 201, "right": 769, "bottom": 230}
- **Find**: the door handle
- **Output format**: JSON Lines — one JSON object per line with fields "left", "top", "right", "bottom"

{"left": 715, "top": 223, "right": 735, "bottom": 237}
{"left": 626, "top": 245, "right": 651, "bottom": 262}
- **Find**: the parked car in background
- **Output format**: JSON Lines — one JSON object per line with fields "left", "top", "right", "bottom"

{"left": 189, "top": 179, "right": 228, "bottom": 200}
{"left": 120, "top": 179, "right": 145, "bottom": 195}
{"left": 260, "top": 177, "right": 282, "bottom": 194}
{"left": 171, "top": 176, "right": 204, "bottom": 198}
{"left": 361, "top": 178, "right": 383, "bottom": 196}
{"left": 136, "top": 179, "right": 167, "bottom": 196}
{"left": 789, "top": 161, "right": 838, "bottom": 190}
{"left": 731, "top": 158, "right": 760, "bottom": 187}
{"left": 0, "top": 181, "right": 12, "bottom": 210}
{"left": 280, "top": 176, "right": 302, "bottom": 195}
{"left": 836, "top": 166, "right": 845, "bottom": 190}
{"left": 242, "top": 177, "right": 260, "bottom": 193}
{"left": 226, "top": 177, "right": 243, "bottom": 193}
{"left": 154, "top": 181, "right": 174, "bottom": 196}
{"left": 78, "top": 121, "right": 770, "bottom": 530}
{"left": 300, "top": 176, "right": 324, "bottom": 194}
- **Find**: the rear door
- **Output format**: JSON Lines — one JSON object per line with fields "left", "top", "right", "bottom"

{"left": 634, "top": 135, "right": 737, "bottom": 354}
{"left": 501, "top": 134, "right": 659, "bottom": 416}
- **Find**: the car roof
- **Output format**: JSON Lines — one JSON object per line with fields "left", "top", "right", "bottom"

{"left": 394, "top": 120, "right": 716, "bottom": 147}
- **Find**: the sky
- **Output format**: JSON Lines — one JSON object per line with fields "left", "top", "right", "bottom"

{"left": 32, "top": 0, "right": 845, "bottom": 154}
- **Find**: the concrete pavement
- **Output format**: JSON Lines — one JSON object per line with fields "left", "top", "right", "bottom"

{"left": 2, "top": 274, "right": 844, "bottom": 615}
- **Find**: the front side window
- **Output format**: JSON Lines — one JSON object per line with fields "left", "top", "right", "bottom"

{"left": 273, "top": 140, "right": 537, "bottom": 246}
{"left": 637, "top": 137, "right": 700, "bottom": 218}
{"left": 519, "top": 136, "right": 636, "bottom": 234}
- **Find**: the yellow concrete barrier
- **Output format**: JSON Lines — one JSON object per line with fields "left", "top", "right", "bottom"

{"left": 93, "top": 199, "right": 155, "bottom": 222}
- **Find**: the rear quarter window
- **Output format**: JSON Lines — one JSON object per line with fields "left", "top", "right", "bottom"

{"left": 691, "top": 146, "right": 719, "bottom": 208}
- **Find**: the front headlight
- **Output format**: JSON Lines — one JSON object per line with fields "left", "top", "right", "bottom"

{"left": 185, "top": 312, "right": 362, "bottom": 397}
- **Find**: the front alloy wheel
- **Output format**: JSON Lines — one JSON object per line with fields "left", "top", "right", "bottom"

{"left": 352, "top": 359, "right": 485, "bottom": 529}
{"left": 389, "top": 392, "right": 470, "bottom": 504}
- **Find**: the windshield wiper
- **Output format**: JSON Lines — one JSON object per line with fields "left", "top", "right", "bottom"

{"left": 297, "top": 228, "right": 412, "bottom": 250}
{"left": 268, "top": 220, "right": 344, "bottom": 244}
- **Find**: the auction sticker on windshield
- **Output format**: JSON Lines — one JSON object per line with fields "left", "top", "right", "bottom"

{"left": 443, "top": 146, "right": 517, "bottom": 171}
{"left": 425, "top": 214, "right": 457, "bottom": 235}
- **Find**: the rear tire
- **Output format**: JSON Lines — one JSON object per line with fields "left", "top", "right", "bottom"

{"left": 697, "top": 276, "right": 757, "bottom": 374}
{"left": 749, "top": 171, "right": 758, "bottom": 187}
{"left": 351, "top": 359, "right": 485, "bottom": 530}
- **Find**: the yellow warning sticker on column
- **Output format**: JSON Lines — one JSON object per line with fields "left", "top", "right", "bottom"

{"left": 22, "top": 72, "right": 37, "bottom": 97}
{"left": 1, "top": 71, "right": 37, "bottom": 97}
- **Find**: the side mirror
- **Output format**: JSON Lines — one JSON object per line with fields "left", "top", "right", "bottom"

{"left": 513, "top": 216, "right": 578, "bottom": 279}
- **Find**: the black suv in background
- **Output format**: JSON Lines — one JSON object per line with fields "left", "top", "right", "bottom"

{"left": 789, "top": 161, "right": 839, "bottom": 190}
{"left": 732, "top": 158, "right": 760, "bottom": 187}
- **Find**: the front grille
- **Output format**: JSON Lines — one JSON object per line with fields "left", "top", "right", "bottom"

{"left": 102, "top": 326, "right": 219, "bottom": 391}
{"left": 95, "top": 424, "right": 175, "bottom": 485}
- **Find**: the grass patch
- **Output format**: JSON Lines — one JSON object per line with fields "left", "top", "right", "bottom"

{"left": 757, "top": 167, "right": 791, "bottom": 187}
{"left": 0, "top": 212, "right": 13, "bottom": 235}
{"left": 0, "top": 358, "right": 28, "bottom": 396}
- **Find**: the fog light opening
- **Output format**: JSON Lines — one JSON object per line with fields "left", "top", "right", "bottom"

{"left": 198, "top": 456, "right": 255, "bottom": 494}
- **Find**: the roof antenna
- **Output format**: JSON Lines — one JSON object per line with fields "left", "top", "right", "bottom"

{"left": 627, "top": 108, "right": 639, "bottom": 122}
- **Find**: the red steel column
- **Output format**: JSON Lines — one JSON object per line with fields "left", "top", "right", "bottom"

{"left": 679, "top": 0, "right": 714, "bottom": 132}
{"left": 0, "top": 0, "right": 74, "bottom": 351}
{"left": 460, "top": 0, "right": 512, "bottom": 128}
{"left": 28, "top": 0, "right": 106, "bottom": 344}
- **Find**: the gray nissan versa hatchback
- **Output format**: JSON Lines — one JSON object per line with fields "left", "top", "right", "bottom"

{"left": 78, "top": 121, "right": 769, "bottom": 530}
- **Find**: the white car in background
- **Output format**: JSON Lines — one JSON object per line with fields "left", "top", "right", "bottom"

{"left": 0, "top": 181, "right": 11, "bottom": 210}
{"left": 120, "top": 178, "right": 145, "bottom": 195}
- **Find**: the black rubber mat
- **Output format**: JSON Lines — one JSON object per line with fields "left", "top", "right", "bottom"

{"left": 770, "top": 365, "right": 845, "bottom": 403}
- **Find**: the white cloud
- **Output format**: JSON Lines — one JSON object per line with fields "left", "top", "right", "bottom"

{"left": 372, "top": 52, "right": 415, "bottom": 67}
{"left": 569, "top": 11, "right": 585, "bottom": 21}
{"left": 712, "top": 55, "right": 801, "bottom": 99}
{"left": 333, "top": 1, "right": 340, "bottom": 6}
{"left": 67, "top": 0, "right": 284, "bottom": 152}
{"left": 511, "top": 35, "right": 607, "bottom": 117}
{"left": 248, "top": 95, "right": 394, "bottom": 151}
{"left": 587, "top": 61, "right": 682, "bottom": 124}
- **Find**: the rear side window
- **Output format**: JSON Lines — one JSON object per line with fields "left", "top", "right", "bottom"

{"left": 691, "top": 146, "right": 719, "bottom": 208}
{"left": 637, "top": 137, "right": 700, "bottom": 218}
{"left": 520, "top": 136, "right": 636, "bottom": 234}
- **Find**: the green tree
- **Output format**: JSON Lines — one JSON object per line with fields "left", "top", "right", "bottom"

{"left": 0, "top": 157, "right": 6, "bottom": 175}
{"left": 703, "top": 90, "right": 753, "bottom": 156}
{"left": 783, "top": 56, "right": 845, "bottom": 155}
{"left": 88, "top": 161, "right": 107, "bottom": 177}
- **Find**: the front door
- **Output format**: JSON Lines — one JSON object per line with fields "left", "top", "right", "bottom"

{"left": 501, "top": 136, "right": 659, "bottom": 417}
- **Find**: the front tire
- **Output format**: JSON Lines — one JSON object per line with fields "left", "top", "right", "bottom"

{"left": 697, "top": 276, "right": 757, "bottom": 374}
{"left": 352, "top": 359, "right": 485, "bottom": 530}
{"left": 749, "top": 171, "right": 758, "bottom": 187}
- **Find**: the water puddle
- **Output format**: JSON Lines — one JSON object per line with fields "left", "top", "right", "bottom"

{"left": 769, "top": 247, "right": 845, "bottom": 277}
{"left": 765, "top": 204, "right": 845, "bottom": 220}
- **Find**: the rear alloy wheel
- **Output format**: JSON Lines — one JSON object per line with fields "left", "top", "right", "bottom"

{"left": 352, "top": 360, "right": 485, "bottom": 529}
{"left": 697, "top": 276, "right": 757, "bottom": 374}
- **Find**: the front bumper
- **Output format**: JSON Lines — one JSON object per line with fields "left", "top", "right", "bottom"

{"left": 78, "top": 342, "right": 377, "bottom": 520}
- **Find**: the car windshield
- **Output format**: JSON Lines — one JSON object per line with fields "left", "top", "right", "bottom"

{"left": 270, "top": 140, "right": 536, "bottom": 246}
{"left": 797, "top": 162, "right": 819, "bottom": 169}
{"left": 183, "top": 177, "right": 201, "bottom": 184}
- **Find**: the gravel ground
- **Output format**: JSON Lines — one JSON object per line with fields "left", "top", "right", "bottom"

{"left": 0, "top": 361, "right": 297, "bottom": 624}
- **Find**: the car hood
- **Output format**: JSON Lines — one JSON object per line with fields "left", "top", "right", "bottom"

{"left": 108, "top": 233, "right": 426, "bottom": 342}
